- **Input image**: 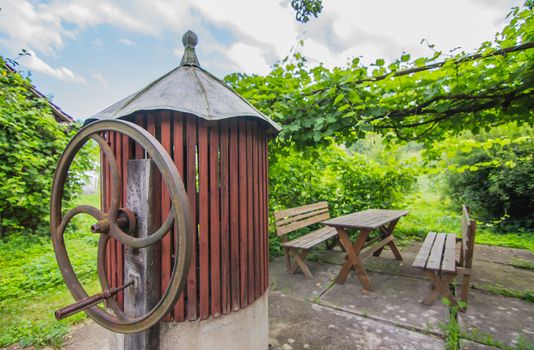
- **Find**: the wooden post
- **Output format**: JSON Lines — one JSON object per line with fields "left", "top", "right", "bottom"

{"left": 124, "top": 159, "right": 161, "bottom": 350}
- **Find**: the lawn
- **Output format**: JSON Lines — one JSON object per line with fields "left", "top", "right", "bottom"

{"left": 0, "top": 193, "right": 100, "bottom": 348}
{"left": 396, "top": 176, "right": 534, "bottom": 253}
{"left": 0, "top": 180, "right": 532, "bottom": 349}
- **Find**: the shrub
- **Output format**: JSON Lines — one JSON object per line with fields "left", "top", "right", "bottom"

{"left": 268, "top": 144, "right": 417, "bottom": 254}
{"left": 443, "top": 124, "right": 534, "bottom": 231}
{"left": 0, "top": 58, "right": 92, "bottom": 237}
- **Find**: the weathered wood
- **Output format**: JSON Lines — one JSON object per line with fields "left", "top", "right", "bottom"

{"left": 172, "top": 112, "right": 185, "bottom": 321}
{"left": 321, "top": 209, "right": 408, "bottom": 230}
{"left": 198, "top": 119, "right": 209, "bottom": 319}
{"left": 124, "top": 159, "right": 160, "bottom": 350}
{"left": 185, "top": 116, "right": 197, "bottom": 320}
{"left": 426, "top": 233, "right": 446, "bottom": 270}
{"left": 359, "top": 235, "right": 394, "bottom": 261}
{"left": 209, "top": 123, "right": 221, "bottom": 317}
{"left": 413, "top": 232, "right": 436, "bottom": 268}
{"left": 238, "top": 120, "right": 248, "bottom": 307}
{"left": 442, "top": 234, "right": 457, "bottom": 273}
{"left": 335, "top": 228, "right": 374, "bottom": 291}
{"left": 220, "top": 120, "right": 230, "bottom": 314}
{"left": 274, "top": 202, "right": 329, "bottom": 220}
{"left": 288, "top": 248, "right": 313, "bottom": 279}
{"left": 160, "top": 112, "right": 172, "bottom": 321}
{"left": 246, "top": 121, "right": 255, "bottom": 304}
{"left": 276, "top": 212, "right": 331, "bottom": 236}
{"left": 229, "top": 120, "right": 240, "bottom": 311}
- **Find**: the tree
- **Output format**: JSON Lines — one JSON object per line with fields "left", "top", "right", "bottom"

{"left": 227, "top": 1, "right": 533, "bottom": 147}
{"left": 291, "top": 0, "right": 323, "bottom": 23}
{"left": 0, "top": 57, "right": 92, "bottom": 237}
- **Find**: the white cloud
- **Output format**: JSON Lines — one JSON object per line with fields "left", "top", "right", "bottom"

{"left": 117, "top": 38, "right": 137, "bottom": 46}
{"left": 20, "top": 50, "right": 86, "bottom": 83}
{"left": 91, "top": 71, "right": 108, "bottom": 87}
{"left": 228, "top": 43, "right": 271, "bottom": 75}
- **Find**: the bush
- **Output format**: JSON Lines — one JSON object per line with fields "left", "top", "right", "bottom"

{"left": 0, "top": 58, "right": 92, "bottom": 237}
{"left": 268, "top": 144, "right": 417, "bottom": 254}
{"left": 444, "top": 124, "right": 534, "bottom": 231}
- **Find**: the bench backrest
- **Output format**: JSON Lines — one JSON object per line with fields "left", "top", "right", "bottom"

{"left": 274, "top": 202, "right": 330, "bottom": 237}
{"left": 461, "top": 205, "right": 477, "bottom": 269}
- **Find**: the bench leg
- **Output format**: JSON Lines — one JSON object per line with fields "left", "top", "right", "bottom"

{"left": 288, "top": 248, "right": 313, "bottom": 279}
{"left": 336, "top": 228, "right": 374, "bottom": 291}
{"left": 422, "top": 271, "right": 457, "bottom": 307}
{"left": 459, "top": 273, "right": 471, "bottom": 311}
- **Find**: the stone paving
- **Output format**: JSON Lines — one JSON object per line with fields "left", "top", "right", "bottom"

{"left": 58, "top": 243, "right": 534, "bottom": 350}
{"left": 269, "top": 243, "right": 534, "bottom": 350}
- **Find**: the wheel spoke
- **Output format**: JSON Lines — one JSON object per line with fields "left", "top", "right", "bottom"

{"left": 57, "top": 205, "right": 105, "bottom": 238}
{"left": 110, "top": 210, "right": 174, "bottom": 249}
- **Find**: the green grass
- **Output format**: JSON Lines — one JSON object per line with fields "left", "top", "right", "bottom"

{"left": 395, "top": 176, "right": 534, "bottom": 253}
{"left": 0, "top": 192, "right": 100, "bottom": 348}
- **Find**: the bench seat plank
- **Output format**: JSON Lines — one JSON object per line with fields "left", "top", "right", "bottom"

{"left": 413, "top": 232, "right": 436, "bottom": 268}
{"left": 441, "top": 233, "right": 457, "bottom": 273}
{"left": 282, "top": 226, "right": 338, "bottom": 249}
{"left": 426, "top": 233, "right": 446, "bottom": 270}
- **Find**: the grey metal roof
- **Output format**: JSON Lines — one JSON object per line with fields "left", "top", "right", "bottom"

{"left": 85, "top": 31, "right": 280, "bottom": 134}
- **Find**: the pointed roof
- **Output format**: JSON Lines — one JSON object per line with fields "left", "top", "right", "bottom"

{"left": 85, "top": 31, "right": 280, "bottom": 134}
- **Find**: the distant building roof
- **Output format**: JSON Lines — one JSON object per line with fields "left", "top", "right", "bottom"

{"left": 4, "top": 63, "right": 74, "bottom": 123}
{"left": 86, "top": 30, "right": 280, "bottom": 134}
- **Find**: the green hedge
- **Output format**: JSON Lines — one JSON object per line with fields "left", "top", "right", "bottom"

{"left": 268, "top": 144, "right": 417, "bottom": 254}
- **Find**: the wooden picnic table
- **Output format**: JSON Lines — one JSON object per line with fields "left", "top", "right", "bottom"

{"left": 321, "top": 209, "right": 408, "bottom": 291}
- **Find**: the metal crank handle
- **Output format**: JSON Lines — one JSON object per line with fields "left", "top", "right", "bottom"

{"left": 55, "top": 281, "right": 134, "bottom": 320}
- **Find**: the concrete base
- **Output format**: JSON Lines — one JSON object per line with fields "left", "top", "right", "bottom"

{"left": 109, "top": 292, "right": 269, "bottom": 350}
{"left": 160, "top": 293, "right": 268, "bottom": 350}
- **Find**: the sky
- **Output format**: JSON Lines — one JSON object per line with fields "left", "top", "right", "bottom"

{"left": 0, "top": 0, "right": 522, "bottom": 120}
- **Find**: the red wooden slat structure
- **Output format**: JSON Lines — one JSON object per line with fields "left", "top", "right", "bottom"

{"left": 102, "top": 111, "right": 271, "bottom": 322}
{"left": 95, "top": 31, "right": 279, "bottom": 325}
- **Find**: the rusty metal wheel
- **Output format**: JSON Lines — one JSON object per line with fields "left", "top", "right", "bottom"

{"left": 50, "top": 119, "right": 192, "bottom": 334}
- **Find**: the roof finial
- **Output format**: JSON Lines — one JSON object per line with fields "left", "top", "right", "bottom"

{"left": 180, "top": 30, "right": 200, "bottom": 67}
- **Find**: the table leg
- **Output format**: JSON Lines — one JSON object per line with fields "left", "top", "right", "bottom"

{"left": 335, "top": 228, "right": 374, "bottom": 291}
{"left": 373, "top": 219, "right": 403, "bottom": 260}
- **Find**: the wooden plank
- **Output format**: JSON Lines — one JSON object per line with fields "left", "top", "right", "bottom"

{"left": 198, "top": 120, "right": 209, "bottom": 319}
{"left": 426, "top": 233, "right": 446, "bottom": 270}
{"left": 322, "top": 209, "right": 408, "bottom": 230}
{"left": 103, "top": 132, "right": 111, "bottom": 292}
{"left": 253, "top": 126, "right": 260, "bottom": 299}
{"left": 172, "top": 112, "right": 185, "bottom": 321}
{"left": 238, "top": 120, "right": 248, "bottom": 307}
{"left": 229, "top": 120, "right": 240, "bottom": 311}
{"left": 246, "top": 121, "right": 254, "bottom": 304}
{"left": 274, "top": 202, "right": 329, "bottom": 220}
{"left": 413, "top": 232, "right": 437, "bottom": 268}
{"left": 110, "top": 132, "right": 117, "bottom": 292}
{"left": 283, "top": 227, "right": 338, "bottom": 249}
{"left": 219, "top": 120, "right": 230, "bottom": 314}
{"left": 186, "top": 116, "right": 197, "bottom": 320}
{"left": 276, "top": 212, "right": 331, "bottom": 236}
{"left": 259, "top": 130, "right": 266, "bottom": 292}
{"left": 335, "top": 228, "right": 373, "bottom": 290}
{"left": 442, "top": 234, "right": 457, "bottom": 273}
{"left": 134, "top": 114, "right": 144, "bottom": 159}
{"left": 209, "top": 123, "right": 221, "bottom": 317}
{"left": 359, "top": 235, "right": 394, "bottom": 260}
{"left": 160, "top": 111, "right": 172, "bottom": 321}
{"left": 119, "top": 132, "right": 130, "bottom": 308}
{"left": 263, "top": 131, "right": 269, "bottom": 292}
{"left": 124, "top": 160, "right": 160, "bottom": 350}
{"left": 275, "top": 208, "right": 330, "bottom": 227}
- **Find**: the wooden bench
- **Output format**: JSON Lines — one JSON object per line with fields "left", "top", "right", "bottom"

{"left": 413, "top": 205, "right": 476, "bottom": 311}
{"left": 274, "top": 202, "right": 338, "bottom": 279}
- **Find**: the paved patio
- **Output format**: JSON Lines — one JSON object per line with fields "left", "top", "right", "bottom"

{"left": 60, "top": 243, "right": 534, "bottom": 350}
{"left": 268, "top": 242, "right": 534, "bottom": 350}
